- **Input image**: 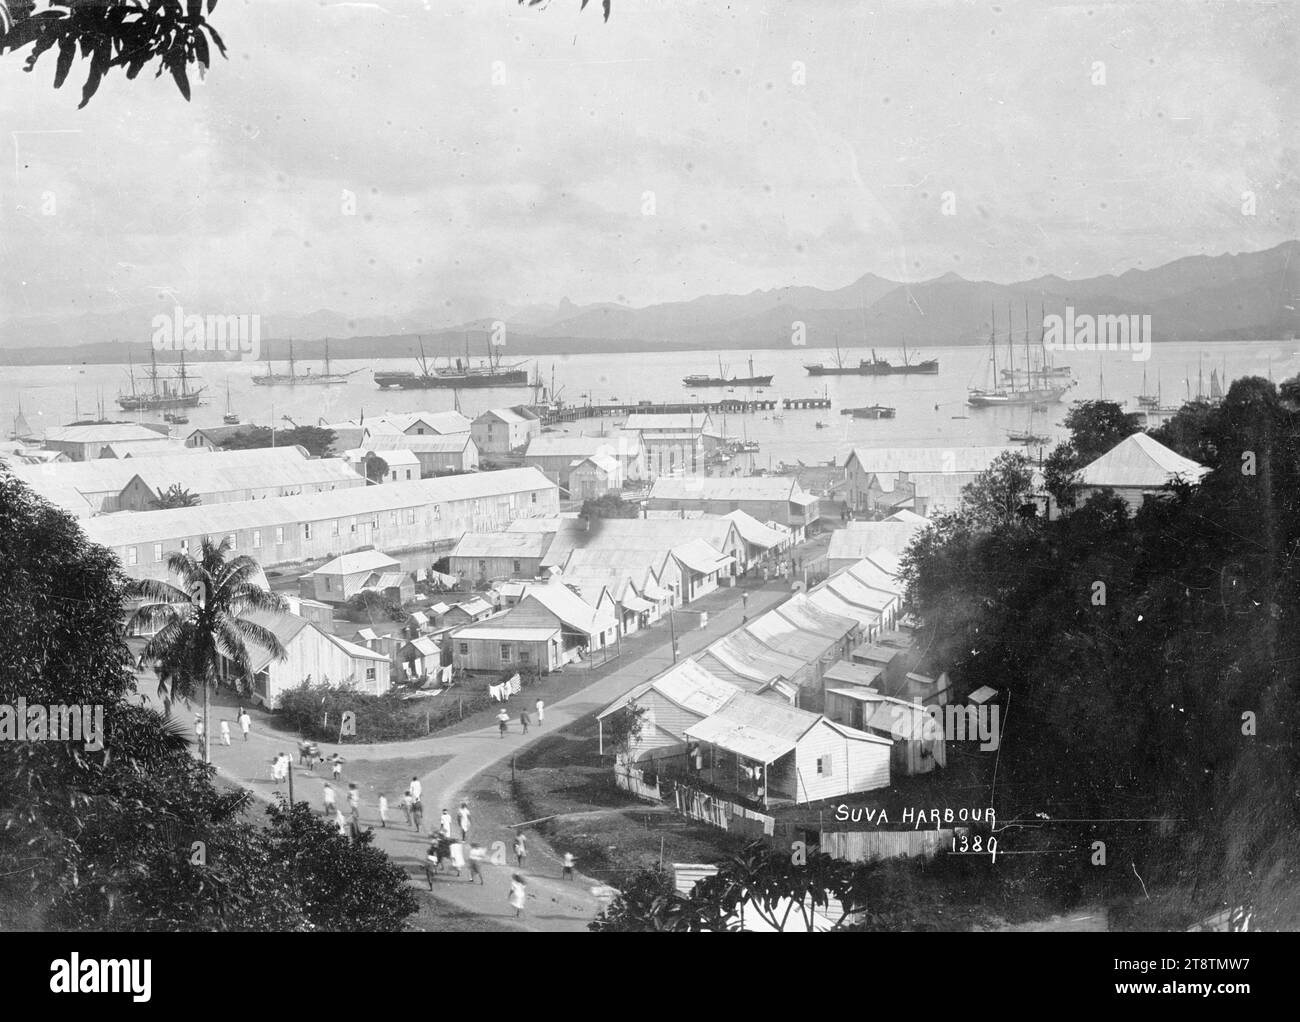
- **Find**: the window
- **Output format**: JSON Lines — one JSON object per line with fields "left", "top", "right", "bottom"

{"left": 303, "top": 523, "right": 312, "bottom": 540}
{"left": 458, "top": 642, "right": 468, "bottom": 655}
{"left": 153, "top": 543, "right": 163, "bottom": 561}
{"left": 275, "top": 526, "right": 284, "bottom": 545}
{"left": 332, "top": 520, "right": 339, "bottom": 537}
{"left": 513, "top": 560, "right": 521, "bottom": 573}
{"left": 519, "top": 649, "right": 531, "bottom": 664}
{"left": 179, "top": 539, "right": 189, "bottom": 553}
{"left": 127, "top": 547, "right": 138, "bottom": 566}
{"left": 500, "top": 644, "right": 512, "bottom": 662}
{"left": 478, "top": 560, "right": 487, "bottom": 574}
{"left": 324, "top": 578, "right": 332, "bottom": 591}
{"left": 390, "top": 511, "right": 398, "bottom": 526}
{"left": 405, "top": 469, "right": 412, "bottom": 480}
{"left": 252, "top": 531, "right": 261, "bottom": 549}
{"left": 366, "top": 667, "right": 376, "bottom": 681}
{"left": 433, "top": 504, "right": 441, "bottom": 520}
{"left": 349, "top": 517, "right": 357, "bottom": 534}
{"left": 816, "top": 754, "right": 833, "bottom": 777}
{"left": 407, "top": 509, "right": 416, "bottom": 524}
{"left": 372, "top": 515, "right": 379, "bottom": 528}
{"left": 530, "top": 492, "right": 537, "bottom": 504}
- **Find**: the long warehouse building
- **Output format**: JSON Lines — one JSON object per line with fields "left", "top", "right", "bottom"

{"left": 84, "top": 467, "right": 560, "bottom": 579}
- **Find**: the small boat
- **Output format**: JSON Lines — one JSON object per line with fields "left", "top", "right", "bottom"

{"left": 163, "top": 411, "right": 189, "bottom": 425}
{"left": 222, "top": 381, "right": 240, "bottom": 424}
{"left": 814, "top": 421, "right": 828, "bottom": 429}
{"left": 841, "top": 404, "right": 897, "bottom": 419}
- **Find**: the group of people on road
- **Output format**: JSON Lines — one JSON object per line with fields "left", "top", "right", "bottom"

{"left": 194, "top": 707, "right": 252, "bottom": 746}
{"left": 498, "top": 698, "right": 545, "bottom": 737}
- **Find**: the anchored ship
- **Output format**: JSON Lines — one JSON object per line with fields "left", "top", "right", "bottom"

{"left": 805, "top": 337, "right": 939, "bottom": 376}
{"left": 375, "top": 335, "right": 529, "bottom": 390}
{"left": 968, "top": 303, "right": 1074, "bottom": 408}
{"left": 116, "top": 349, "right": 206, "bottom": 411}
{"left": 683, "top": 356, "right": 773, "bottom": 388}
{"left": 253, "top": 339, "right": 358, "bottom": 386}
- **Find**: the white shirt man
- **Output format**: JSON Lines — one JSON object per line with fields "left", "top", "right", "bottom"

{"left": 408, "top": 777, "right": 422, "bottom": 801}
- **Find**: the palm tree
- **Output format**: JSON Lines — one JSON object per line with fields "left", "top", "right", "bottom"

{"left": 150, "top": 483, "right": 201, "bottom": 510}
{"left": 127, "top": 537, "right": 289, "bottom": 763}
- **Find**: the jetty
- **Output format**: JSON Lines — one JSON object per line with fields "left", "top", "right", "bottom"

{"left": 542, "top": 396, "right": 830, "bottom": 425}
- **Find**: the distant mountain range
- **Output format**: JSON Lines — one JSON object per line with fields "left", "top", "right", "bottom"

{"left": 3, "top": 241, "right": 1298, "bottom": 366}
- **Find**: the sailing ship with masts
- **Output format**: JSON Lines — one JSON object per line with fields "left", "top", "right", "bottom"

{"left": 374, "top": 333, "right": 530, "bottom": 390}
{"left": 968, "top": 303, "right": 1074, "bottom": 408}
{"left": 116, "top": 348, "right": 207, "bottom": 411}
{"left": 253, "top": 338, "right": 358, "bottom": 386}
{"left": 683, "top": 355, "right": 773, "bottom": 388}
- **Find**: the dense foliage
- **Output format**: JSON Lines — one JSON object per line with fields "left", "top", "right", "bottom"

{"left": 217, "top": 425, "right": 338, "bottom": 459}
{"left": 0, "top": 0, "right": 226, "bottom": 108}
{"left": 580, "top": 493, "right": 641, "bottom": 519}
{"left": 901, "top": 376, "right": 1300, "bottom": 927}
{"left": 274, "top": 680, "right": 490, "bottom": 742}
{"left": 150, "top": 483, "right": 201, "bottom": 509}
{"left": 0, "top": 473, "right": 417, "bottom": 930}
{"left": 342, "top": 589, "right": 405, "bottom": 622}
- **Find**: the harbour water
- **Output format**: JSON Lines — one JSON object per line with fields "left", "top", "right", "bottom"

{"left": 5, "top": 340, "right": 1297, "bottom": 469}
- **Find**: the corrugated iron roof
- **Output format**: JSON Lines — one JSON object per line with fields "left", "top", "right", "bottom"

{"left": 848, "top": 446, "right": 1020, "bottom": 475}
{"left": 1077, "top": 432, "right": 1209, "bottom": 489}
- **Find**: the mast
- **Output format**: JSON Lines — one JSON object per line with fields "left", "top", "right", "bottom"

{"left": 1024, "top": 301, "right": 1032, "bottom": 390}
{"left": 150, "top": 346, "right": 160, "bottom": 397}
{"left": 288, "top": 339, "right": 296, "bottom": 379}
{"left": 324, "top": 338, "right": 331, "bottom": 377}
{"left": 1006, "top": 301, "right": 1015, "bottom": 379}
{"left": 989, "top": 304, "right": 998, "bottom": 386}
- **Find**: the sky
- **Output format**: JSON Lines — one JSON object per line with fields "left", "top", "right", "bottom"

{"left": 1, "top": 0, "right": 1297, "bottom": 334}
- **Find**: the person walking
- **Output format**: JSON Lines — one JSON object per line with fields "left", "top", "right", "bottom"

{"left": 400, "top": 793, "right": 413, "bottom": 827}
{"left": 411, "top": 799, "right": 425, "bottom": 834}
{"left": 562, "top": 851, "right": 576, "bottom": 881}
{"left": 457, "top": 801, "right": 471, "bottom": 841}
{"left": 497, "top": 708, "right": 509, "bottom": 738}
{"left": 377, "top": 794, "right": 389, "bottom": 828}
{"left": 238, "top": 708, "right": 252, "bottom": 741}
{"left": 535, "top": 698, "right": 544, "bottom": 725}
{"left": 347, "top": 782, "right": 360, "bottom": 818}
{"left": 439, "top": 808, "right": 452, "bottom": 838}
{"left": 329, "top": 754, "right": 344, "bottom": 781}
{"left": 508, "top": 874, "right": 527, "bottom": 918}
{"left": 520, "top": 708, "right": 531, "bottom": 734}
{"left": 513, "top": 831, "right": 527, "bottom": 870}
{"left": 322, "top": 783, "right": 337, "bottom": 817}
{"left": 467, "top": 845, "right": 486, "bottom": 885}
{"left": 219, "top": 719, "right": 231, "bottom": 746}
{"left": 408, "top": 776, "right": 422, "bottom": 802}
{"left": 334, "top": 809, "right": 348, "bottom": 837}
{"left": 193, "top": 715, "right": 204, "bottom": 742}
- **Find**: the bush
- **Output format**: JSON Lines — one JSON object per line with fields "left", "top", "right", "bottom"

{"left": 342, "top": 590, "right": 405, "bottom": 622}
{"left": 274, "top": 679, "right": 494, "bottom": 742}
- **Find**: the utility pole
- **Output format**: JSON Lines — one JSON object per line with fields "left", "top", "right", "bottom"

{"left": 202, "top": 679, "right": 210, "bottom": 765}
{"left": 668, "top": 606, "right": 678, "bottom": 663}
{"left": 287, "top": 758, "right": 295, "bottom": 807}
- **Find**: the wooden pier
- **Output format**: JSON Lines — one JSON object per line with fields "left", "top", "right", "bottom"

{"left": 542, "top": 396, "right": 831, "bottom": 425}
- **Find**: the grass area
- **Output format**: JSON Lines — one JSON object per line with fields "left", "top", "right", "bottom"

{"left": 508, "top": 717, "right": 752, "bottom": 882}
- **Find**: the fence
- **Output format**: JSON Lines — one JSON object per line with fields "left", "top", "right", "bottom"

{"left": 672, "top": 782, "right": 775, "bottom": 837}
{"left": 614, "top": 763, "right": 661, "bottom": 802}
{"left": 810, "top": 827, "right": 963, "bottom": 863}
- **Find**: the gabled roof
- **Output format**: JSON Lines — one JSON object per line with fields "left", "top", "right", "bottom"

{"left": 599, "top": 659, "right": 741, "bottom": 721}
{"left": 847, "top": 446, "right": 1019, "bottom": 475}
{"left": 1076, "top": 432, "right": 1210, "bottom": 489}
{"left": 447, "top": 597, "right": 494, "bottom": 617}
{"left": 44, "top": 423, "right": 172, "bottom": 445}
{"left": 239, "top": 610, "right": 314, "bottom": 672}
{"left": 524, "top": 433, "right": 641, "bottom": 459}
{"left": 475, "top": 406, "right": 533, "bottom": 426}
{"left": 365, "top": 432, "right": 473, "bottom": 454}
{"left": 828, "top": 520, "right": 927, "bottom": 561}
{"left": 517, "top": 579, "right": 616, "bottom": 637}
{"left": 571, "top": 454, "right": 621, "bottom": 474}
{"left": 684, "top": 691, "right": 822, "bottom": 763}
{"left": 650, "top": 475, "right": 809, "bottom": 503}
{"left": 449, "top": 531, "right": 553, "bottom": 560}
{"left": 624, "top": 412, "right": 714, "bottom": 432}
{"left": 672, "top": 538, "right": 734, "bottom": 575}
{"left": 309, "top": 549, "right": 401, "bottom": 576}
{"left": 328, "top": 633, "right": 392, "bottom": 662}
{"left": 723, "top": 509, "right": 790, "bottom": 549}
